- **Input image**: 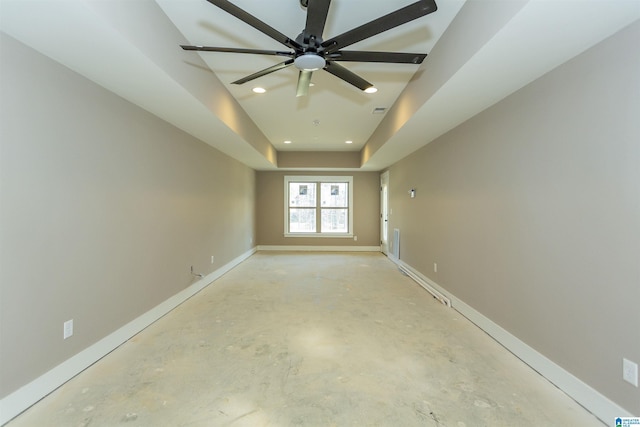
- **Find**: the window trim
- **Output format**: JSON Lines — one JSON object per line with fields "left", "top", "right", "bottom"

{"left": 284, "top": 175, "right": 354, "bottom": 238}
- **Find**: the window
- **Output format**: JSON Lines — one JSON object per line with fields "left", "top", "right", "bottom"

{"left": 284, "top": 176, "right": 353, "bottom": 237}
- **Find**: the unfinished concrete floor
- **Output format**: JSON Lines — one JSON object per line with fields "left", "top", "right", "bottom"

{"left": 8, "top": 252, "right": 603, "bottom": 426}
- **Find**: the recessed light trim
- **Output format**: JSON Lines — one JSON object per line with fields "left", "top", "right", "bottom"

{"left": 283, "top": 140, "right": 292, "bottom": 144}
{"left": 252, "top": 87, "right": 266, "bottom": 94}
{"left": 345, "top": 140, "right": 353, "bottom": 144}
{"left": 364, "top": 87, "right": 378, "bottom": 94}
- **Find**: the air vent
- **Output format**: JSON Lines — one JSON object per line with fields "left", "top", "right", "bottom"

{"left": 372, "top": 107, "right": 387, "bottom": 114}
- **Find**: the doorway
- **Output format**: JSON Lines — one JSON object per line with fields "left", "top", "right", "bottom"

{"left": 380, "top": 171, "right": 389, "bottom": 255}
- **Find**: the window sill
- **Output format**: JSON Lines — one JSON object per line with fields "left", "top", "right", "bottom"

{"left": 284, "top": 233, "right": 354, "bottom": 239}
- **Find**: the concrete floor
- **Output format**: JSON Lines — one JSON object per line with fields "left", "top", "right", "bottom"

{"left": 9, "top": 252, "right": 603, "bottom": 426}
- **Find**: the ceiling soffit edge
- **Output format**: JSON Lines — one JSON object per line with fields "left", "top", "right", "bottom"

{"left": 360, "top": 0, "right": 526, "bottom": 169}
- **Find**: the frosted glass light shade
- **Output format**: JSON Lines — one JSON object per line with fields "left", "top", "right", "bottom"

{"left": 294, "top": 54, "right": 326, "bottom": 71}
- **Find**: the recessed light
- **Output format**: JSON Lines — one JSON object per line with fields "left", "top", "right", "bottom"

{"left": 283, "top": 140, "right": 292, "bottom": 144}
{"left": 345, "top": 140, "right": 353, "bottom": 144}
{"left": 252, "top": 87, "right": 266, "bottom": 94}
{"left": 364, "top": 87, "right": 378, "bottom": 94}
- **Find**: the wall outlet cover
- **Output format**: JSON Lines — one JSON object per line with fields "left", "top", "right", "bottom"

{"left": 623, "top": 358, "right": 638, "bottom": 387}
{"left": 63, "top": 319, "right": 73, "bottom": 340}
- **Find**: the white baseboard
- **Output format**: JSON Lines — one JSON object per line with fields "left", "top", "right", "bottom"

{"left": 394, "top": 259, "right": 451, "bottom": 307}
{"left": 0, "top": 247, "right": 256, "bottom": 426}
{"left": 451, "top": 297, "right": 633, "bottom": 423}
{"left": 257, "top": 245, "right": 381, "bottom": 252}
{"left": 389, "top": 257, "right": 632, "bottom": 424}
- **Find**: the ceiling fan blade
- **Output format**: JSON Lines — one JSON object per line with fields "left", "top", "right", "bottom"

{"left": 296, "top": 70, "right": 313, "bottom": 97}
{"left": 232, "top": 59, "right": 294, "bottom": 85}
{"left": 328, "top": 50, "right": 426, "bottom": 64}
{"left": 206, "top": 0, "right": 301, "bottom": 50}
{"left": 181, "top": 45, "right": 294, "bottom": 57}
{"left": 321, "top": 0, "right": 437, "bottom": 53}
{"left": 305, "top": 0, "right": 331, "bottom": 41}
{"left": 324, "top": 61, "right": 373, "bottom": 91}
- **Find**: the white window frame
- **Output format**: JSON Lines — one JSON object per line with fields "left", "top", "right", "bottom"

{"left": 284, "top": 175, "right": 354, "bottom": 238}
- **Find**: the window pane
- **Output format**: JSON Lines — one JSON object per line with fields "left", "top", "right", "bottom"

{"left": 321, "top": 182, "right": 348, "bottom": 207}
{"left": 289, "top": 183, "right": 316, "bottom": 207}
{"left": 321, "top": 208, "right": 348, "bottom": 233}
{"left": 289, "top": 208, "right": 316, "bottom": 233}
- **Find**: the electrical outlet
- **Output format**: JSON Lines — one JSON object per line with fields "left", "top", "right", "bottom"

{"left": 63, "top": 319, "right": 73, "bottom": 340}
{"left": 623, "top": 358, "right": 638, "bottom": 387}
{"left": 434, "top": 263, "right": 438, "bottom": 273}
{"left": 211, "top": 256, "right": 215, "bottom": 264}
{"left": 354, "top": 235, "right": 358, "bottom": 241}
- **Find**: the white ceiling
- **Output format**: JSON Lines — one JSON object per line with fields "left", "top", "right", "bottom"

{"left": 1, "top": 0, "right": 638, "bottom": 170}
{"left": 155, "top": 0, "right": 464, "bottom": 153}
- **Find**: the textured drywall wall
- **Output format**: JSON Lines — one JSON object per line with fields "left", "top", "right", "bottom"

{"left": 388, "top": 22, "right": 640, "bottom": 414}
{"left": 0, "top": 34, "right": 256, "bottom": 398}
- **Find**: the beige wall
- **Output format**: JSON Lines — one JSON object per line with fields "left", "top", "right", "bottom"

{"left": 387, "top": 22, "right": 640, "bottom": 414}
{"left": 256, "top": 171, "right": 380, "bottom": 247}
{"left": 0, "top": 35, "right": 256, "bottom": 398}
{"left": 277, "top": 151, "right": 361, "bottom": 169}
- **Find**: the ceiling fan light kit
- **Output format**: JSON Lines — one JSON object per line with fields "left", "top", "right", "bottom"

{"left": 181, "top": 0, "right": 438, "bottom": 97}
{"left": 294, "top": 53, "right": 326, "bottom": 71}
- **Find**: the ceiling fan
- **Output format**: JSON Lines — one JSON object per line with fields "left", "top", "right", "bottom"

{"left": 181, "top": 0, "right": 438, "bottom": 97}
